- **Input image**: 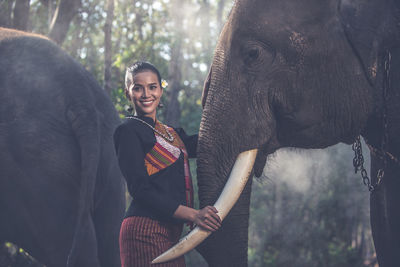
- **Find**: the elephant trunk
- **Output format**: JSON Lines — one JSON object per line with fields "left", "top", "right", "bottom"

{"left": 195, "top": 56, "right": 257, "bottom": 266}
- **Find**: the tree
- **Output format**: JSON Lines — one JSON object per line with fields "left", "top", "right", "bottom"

{"left": 0, "top": 0, "right": 14, "bottom": 28}
{"left": 13, "top": 0, "right": 30, "bottom": 31}
{"left": 216, "top": 0, "right": 226, "bottom": 32}
{"left": 164, "top": 0, "right": 184, "bottom": 127}
{"left": 48, "top": 0, "right": 81, "bottom": 44}
{"left": 104, "top": 0, "right": 114, "bottom": 95}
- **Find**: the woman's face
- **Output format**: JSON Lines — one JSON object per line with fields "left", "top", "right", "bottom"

{"left": 127, "top": 70, "right": 162, "bottom": 120}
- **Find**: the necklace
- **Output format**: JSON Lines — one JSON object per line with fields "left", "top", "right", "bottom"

{"left": 127, "top": 116, "right": 174, "bottom": 142}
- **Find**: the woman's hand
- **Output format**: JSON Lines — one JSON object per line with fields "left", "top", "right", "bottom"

{"left": 173, "top": 205, "right": 222, "bottom": 232}
{"left": 193, "top": 206, "right": 222, "bottom": 232}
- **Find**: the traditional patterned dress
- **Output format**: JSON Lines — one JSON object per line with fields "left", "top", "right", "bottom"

{"left": 115, "top": 117, "right": 196, "bottom": 267}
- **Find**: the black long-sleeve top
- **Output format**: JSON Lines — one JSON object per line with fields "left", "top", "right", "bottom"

{"left": 113, "top": 116, "right": 198, "bottom": 223}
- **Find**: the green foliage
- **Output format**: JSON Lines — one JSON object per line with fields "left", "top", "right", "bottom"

{"left": 55, "top": 0, "right": 232, "bottom": 130}
{"left": 111, "top": 87, "right": 131, "bottom": 119}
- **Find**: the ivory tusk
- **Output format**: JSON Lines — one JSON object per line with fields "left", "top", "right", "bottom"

{"left": 152, "top": 149, "right": 258, "bottom": 264}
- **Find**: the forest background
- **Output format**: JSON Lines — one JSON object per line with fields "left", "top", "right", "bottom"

{"left": 0, "top": 0, "right": 378, "bottom": 266}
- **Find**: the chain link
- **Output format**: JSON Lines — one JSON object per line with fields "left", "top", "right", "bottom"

{"left": 352, "top": 136, "right": 378, "bottom": 192}
{"left": 351, "top": 50, "right": 394, "bottom": 193}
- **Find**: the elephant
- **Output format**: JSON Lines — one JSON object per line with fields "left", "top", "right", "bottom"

{"left": 154, "top": 0, "right": 400, "bottom": 266}
{"left": 0, "top": 27, "right": 125, "bottom": 266}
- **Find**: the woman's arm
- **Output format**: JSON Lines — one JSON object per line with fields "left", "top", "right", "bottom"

{"left": 173, "top": 205, "right": 221, "bottom": 231}
{"left": 174, "top": 128, "right": 198, "bottom": 158}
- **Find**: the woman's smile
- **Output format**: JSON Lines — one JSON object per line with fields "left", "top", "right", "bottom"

{"left": 140, "top": 99, "right": 155, "bottom": 106}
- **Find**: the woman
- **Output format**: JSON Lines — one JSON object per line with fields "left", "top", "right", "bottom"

{"left": 114, "top": 61, "right": 221, "bottom": 266}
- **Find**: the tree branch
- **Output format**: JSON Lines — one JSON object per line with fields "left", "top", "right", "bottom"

{"left": 48, "top": 0, "right": 81, "bottom": 44}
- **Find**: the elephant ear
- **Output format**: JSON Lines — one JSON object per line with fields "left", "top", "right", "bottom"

{"left": 339, "top": 0, "right": 400, "bottom": 85}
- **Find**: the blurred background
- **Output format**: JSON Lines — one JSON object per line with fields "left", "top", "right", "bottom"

{"left": 0, "top": 0, "right": 377, "bottom": 266}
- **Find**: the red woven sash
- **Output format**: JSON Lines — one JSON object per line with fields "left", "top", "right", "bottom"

{"left": 144, "top": 121, "right": 194, "bottom": 209}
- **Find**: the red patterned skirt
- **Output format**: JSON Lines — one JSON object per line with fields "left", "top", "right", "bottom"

{"left": 119, "top": 216, "right": 185, "bottom": 267}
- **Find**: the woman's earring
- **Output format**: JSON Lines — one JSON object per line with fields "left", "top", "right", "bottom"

{"left": 127, "top": 105, "right": 134, "bottom": 114}
{"left": 158, "top": 102, "right": 164, "bottom": 108}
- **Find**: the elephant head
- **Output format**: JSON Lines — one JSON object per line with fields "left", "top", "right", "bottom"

{"left": 154, "top": 0, "right": 400, "bottom": 266}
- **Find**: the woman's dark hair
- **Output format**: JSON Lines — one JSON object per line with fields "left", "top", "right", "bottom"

{"left": 125, "top": 61, "right": 162, "bottom": 91}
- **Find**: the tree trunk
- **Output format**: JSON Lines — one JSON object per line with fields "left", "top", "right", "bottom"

{"left": 164, "top": 0, "right": 184, "bottom": 127}
{"left": 104, "top": 0, "right": 114, "bottom": 95}
{"left": 0, "top": 0, "right": 14, "bottom": 28}
{"left": 217, "top": 0, "right": 226, "bottom": 33}
{"left": 13, "top": 0, "right": 30, "bottom": 31}
{"left": 165, "top": 39, "right": 182, "bottom": 127}
{"left": 132, "top": 0, "right": 144, "bottom": 42}
{"left": 48, "top": 0, "right": 81, "bottom": 44}
{"left": 199, "top": 0, "right": 212, "bottom": 57}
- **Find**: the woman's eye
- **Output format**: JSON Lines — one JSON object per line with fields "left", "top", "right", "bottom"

{"left": 133, "top": 86, "right": 141, "bottom": 91}
{"left": 150, "top": 85, "right": 157, "bottom": 90}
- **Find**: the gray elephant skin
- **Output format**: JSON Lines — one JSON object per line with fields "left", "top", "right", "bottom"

{"left": 197, "top": 0, "right": 400, "bottom": 266}
{"left": 0, "top": 28, "right": 125, "bottom": 266}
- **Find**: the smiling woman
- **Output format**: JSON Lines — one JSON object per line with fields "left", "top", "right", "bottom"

{"left": 125, "top": 66, "right": 163, "bottom": 120}
{"left": 114, "top": 61, "right": 221, "bottom": 267}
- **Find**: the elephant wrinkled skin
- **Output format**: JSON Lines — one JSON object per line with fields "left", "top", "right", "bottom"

{"left": 196, "top": 0, "right": 400, "bottom": 266}
{"left": 0, "top": 28, "right": 125, "bottom": 266}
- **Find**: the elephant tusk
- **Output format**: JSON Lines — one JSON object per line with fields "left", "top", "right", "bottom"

{"left": 152, "top": 149, "right": 258, "bottom": 264}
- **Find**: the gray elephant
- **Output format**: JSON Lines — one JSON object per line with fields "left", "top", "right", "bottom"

{"left": 0, "top": 28, "right": 125, "bottom": 266}
{"left": 154, "top": 0, "right": 400, "bottom": 266}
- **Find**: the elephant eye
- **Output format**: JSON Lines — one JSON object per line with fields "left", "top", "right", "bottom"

{"left": 243, "top": 46, "right": 260, "bottom": 65}
{"left": 241, "top": 41, "right": 275, "bottom": 70}
{"left": 246, "top": 48, "right": 260, "bottom": 62}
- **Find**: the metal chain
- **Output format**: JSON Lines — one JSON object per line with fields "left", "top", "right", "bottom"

{"left": 352, "top": 136, "right": 377, "bottom": 192}
{"left": 126, "top": 116, "right": 175, "bottom": 142}
{"left": 352, "top": 50, "right": 392, "bottom": 193}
